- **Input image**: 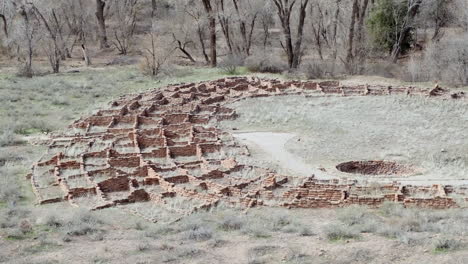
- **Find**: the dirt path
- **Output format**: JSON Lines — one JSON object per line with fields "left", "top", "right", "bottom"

{"left": 232, "top": 132, "right": 468, "bottom": 186}
{"left": 233, "top": 132, "right": 331, "bottom": 179}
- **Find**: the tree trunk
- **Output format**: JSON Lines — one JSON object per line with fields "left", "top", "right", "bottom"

{"left": 208, "top": 15, "right": 217, "bottom": 67}
{"left": 202, "top": 0, "right": 217, "bottom": 67}
{"left": 18, "top": 6, "right": 33, "bottom": 77}
{"left": 330, "top": 0, "right": 341, "bottom": 61}
{"left": 273, "top": 0, "right": 309, "bottom": 69}
{"left": 31, "top": 5, "right": 62, "bottom": 73}
{"left": 283, "top": 21, "right": 294, "bottom": 69}
{"left": 291, "top": 0, "right": 309, "bottom": 69}
{"left": 219, "top": 15, "right": 233, "bottom": 53}
{"left": 356, "top": 0, "right": 369, "bottom": 44}
{"left": 262, "top": 17, "right": 270, "bottom": 48}
{"left": 197, "top": 26, "right": 210, "bottom": 64}
{"left": 390, "top": 0, "right": 422, "bottom": 62}
{"left": 346, "top": 0, "right": 359, "bottom": 65}
{"left": 151, "top": 0, "right": 157, "bottom": 19}
{"left": 96, "top": 0, "right": 109, "bottom": 49}
{"left": 0, "top": 14, "right": 7, "bottom": 37}
{"left": 81, "top": 44, "right": 91, "bottom": 66}
{"left": 173, "top": 34, "right": 196, "bottom": 63}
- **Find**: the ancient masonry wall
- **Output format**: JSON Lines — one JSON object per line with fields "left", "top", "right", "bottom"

{"left": 30, "top": 77, "right": 467, "bottom": 220}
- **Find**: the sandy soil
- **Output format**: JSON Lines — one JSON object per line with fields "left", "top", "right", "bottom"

{"left": 233, "top": 132, "right": 332, "bottom": 179}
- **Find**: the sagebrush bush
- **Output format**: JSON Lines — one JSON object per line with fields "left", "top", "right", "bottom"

{"left": 324, "top": 224, "right": 360, "bottom": 241}
{"left": 0, "top": 129, "right": 17, "bottom": 147}
{"left": 0, "top": 163, "right": 24, "bottom": 204}
{"left": 433, "top": 238, "right": 462, "bottom": 252}
{"left": 219, "top": 215, "right": 244, "bottom": 231}
{"left": 245, "top": 52, "right": 287, "bottom": 74}
{"left": 137, "top": 241, "right": 151, "bottom": 252}
{"left": 379, "top": 201, "right": 405, "bottom": 217}
{"left": 62, "top": 209, "right": 104, "bottom": 236}
{"left": 337, "top": 206, "right": 369, "bottom": 226}
{"left": 187, "top": 226, "right": 213, "bottom": 241}
{"left": 219, "top": 54, "right": 244, "bottom": 75}
{"left": 37, "top": 212, "right": 63, "bottom": 228}
{"left": 302, "top": 61, "right": 341, "bottom": 79}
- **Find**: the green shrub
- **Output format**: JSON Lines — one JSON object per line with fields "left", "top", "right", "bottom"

{"left": 219, "top": 54, "right": 244, "bottom": 75}
{"left": 367, "top": 0, "right": 414, "bottom": 54}
{"left": 245, "top": 53, "right": 287, "bottom": 74}
{"left": 434, "top": 238, "right": 462, "bottom": 253}
{"left": 324, "top": 224, "right": 360, "bottom": 241}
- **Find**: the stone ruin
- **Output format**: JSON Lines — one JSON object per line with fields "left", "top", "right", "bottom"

{"left": 30, "top": 77, "right": 468, "bottom": 222}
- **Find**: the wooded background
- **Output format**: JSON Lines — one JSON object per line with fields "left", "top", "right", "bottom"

{"left": 0, "top": 0, "right": 467, "bottom": 85}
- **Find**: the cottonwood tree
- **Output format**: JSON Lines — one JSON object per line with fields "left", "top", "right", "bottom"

{"left": 178, "top": 0, "right": 211, "bottom": 64}
{"left": 96, "top": 0, "right": 110, "bottom": 49}
{"left": 201, "top": 0, "right": 217, "bottom": 67}
{"left": 259, "top": 3, "right": 274, "bottom": 48}
{"left": 344, "top": 0, "right": 370, "bottom": 73}
{"left": 271, "top": 0, "right": 310, "bottom": 69}
{"left": 111, "top": 0, "right": 140, "bottom": 55}
{"left": 309, "top": 0, "right": 343, "bottom": 61}
{"left": 216, "top": 0, "right": 260, "bottom": 56}
{"left": 368, "top": 0, "right": 422, "bottom": 62}
{"left": 10, "top": 2, "right": 40, "bottom": 77}
{"left": 453, "top": 0, "right": 468, "bottom": 31}
{"left": 0, "top": 13, "right": 7, "bottom": 37}
{"left": 171, "top": 5, "right": 197, "bottom": 63}
{"left": 59, "top": 0, "right": 94, "bottom": 65}
{"left": 390, "top": 0, "right": 422, "bottom": 62}
{"left": 420, "top": 0, "right": 453, "bottom": 40}
{"left": 232, "top": 0, "right": 259, "bottom": 56}
{"left": 31, "top": 5, "right": 63, "bottom": 73}
{"left": 142, "top": 21, "right": 174, "bottom": 76}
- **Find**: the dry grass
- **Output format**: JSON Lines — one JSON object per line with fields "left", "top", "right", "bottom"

{"left": 1, "top": 65, "right": 467, "bottom": 263}
{"left": 222, "top": 95, "right": 468, "bottom": 180}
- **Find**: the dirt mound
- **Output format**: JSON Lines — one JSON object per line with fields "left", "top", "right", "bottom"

{"left": 30, "top": 77, "right": 466, "bottom": 221}
{"left": 336, "top": 161, "right": 413, "bottom": 175}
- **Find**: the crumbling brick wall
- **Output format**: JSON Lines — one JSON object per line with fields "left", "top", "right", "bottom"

{"left": 31, "top": 77, "right": 466, "bottom": 218}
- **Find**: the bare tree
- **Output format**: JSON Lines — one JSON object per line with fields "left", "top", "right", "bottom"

{"left": 61, "top": 0, "right": 93, "bottom": 57}
{"left": 212, "top": 0, "right": 259, "bottom": 56}
{"left": 309, "top": 0, "right": 344, "bottom": 61}
{"left": 418, "top": 0, "right": 454, "bottom": 41}
{"left": 201, "top": 0, "right": 217, "bottom": 67}
{"left": 309, "top": 1, "right": 326, "bottom": 60}
{"left": 344, "top": 0, "right": 370, "bottom": 73}
{"left": 31, "top": 5, "right": 63, "bottom": 73}
{"left": 183, "top": 2, "right": 211, "bottom": 64}
{"left": 172, "top": 32, "right": 197, "bottom": 63}
{"left": 231, "top": 0, "right": 259, "bottom": 56}
{"left": 142, "top": 21, "right": 174, "bottom": 76}
{"left": 10, "top": 2, "right": 38, "bottom": 77}
{"left": 111, "top": 0, "right": 139, "bottom": 55}
{"left": 271, "top": 0, "right": 310, "bottom": 69}
{"left": 390, "top": 0, "right": 422, "bottom": 62}
{"left": 0, "top": 13, "right": 7, "bottom": 37}
{"left": 151, "top": 0, "right": 157, "bottom": 19}
{"left": 96, "top": 0, "right": 109, "bottom": 49}
{"left": 259, "top": 4, "right": 274, "bottom": 48}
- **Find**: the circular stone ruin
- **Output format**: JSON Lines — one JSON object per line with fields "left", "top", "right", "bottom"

{"left": 30, "top": 77, "right": 468, "bottom": 222}
{"left": 336, "top": 161, "right": 414, "bottom": 176}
